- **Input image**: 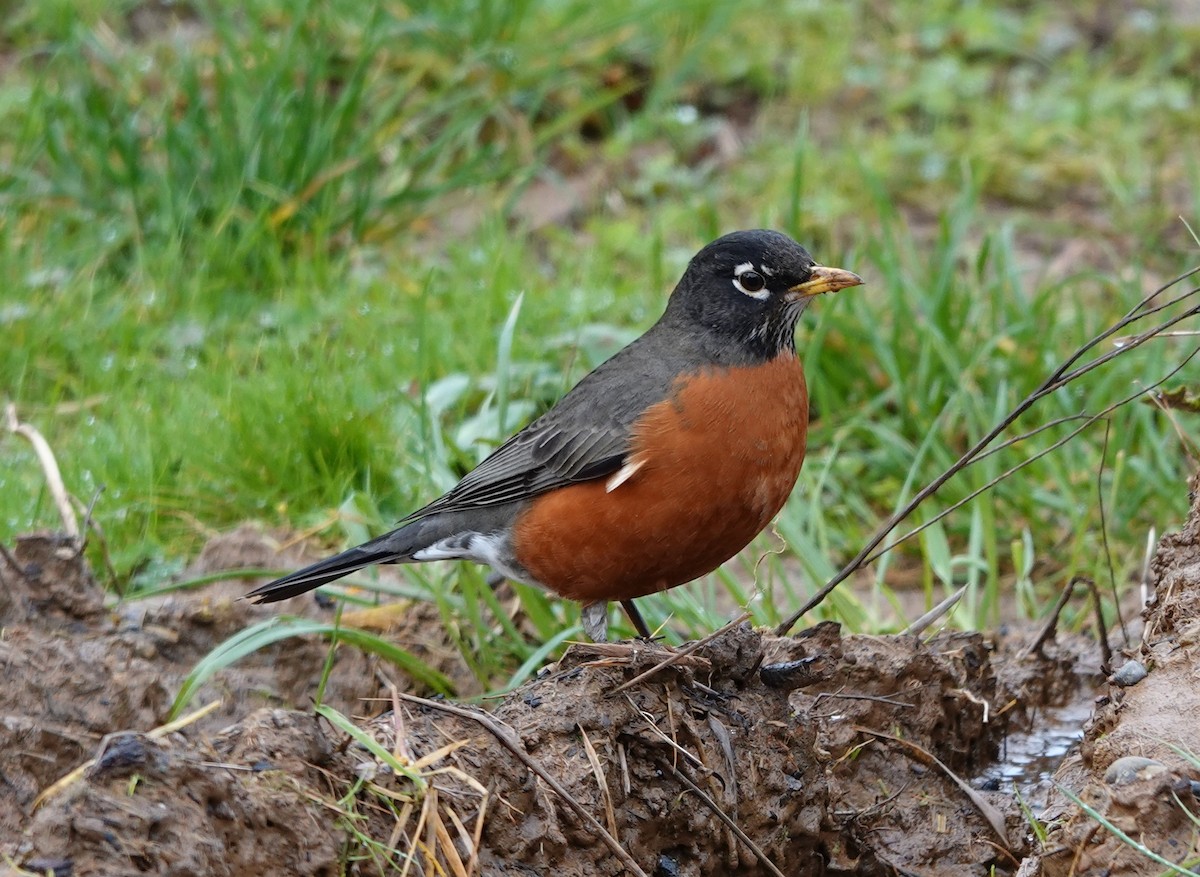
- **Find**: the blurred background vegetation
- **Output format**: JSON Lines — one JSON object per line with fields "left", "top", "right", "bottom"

{"left": 2, "top": 0, "right": 1198, "bottom": 678}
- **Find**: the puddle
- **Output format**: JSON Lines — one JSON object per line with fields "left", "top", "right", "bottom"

{"left": 977, "top": 694, "right": 1096, "bottom": 811}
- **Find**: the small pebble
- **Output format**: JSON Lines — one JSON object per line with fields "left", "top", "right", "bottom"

{"left": 1104, "top": 756, "right": 1167, "bottom": 786}
{"left": 759, "top": 656, "right": 823, "bottom": 689}
{"left": 1110, "top": 660, "right": 1147, "bottom": 687}
{"left": 90, "top": 732, "right": 159, "bottom": 779}
{"left": 22, "top": 858, "right": 72, "bottom": 877}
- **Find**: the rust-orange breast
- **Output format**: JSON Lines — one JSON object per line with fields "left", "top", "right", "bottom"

{"left": 512, "top": 353, "right": 809, "bottom": 603}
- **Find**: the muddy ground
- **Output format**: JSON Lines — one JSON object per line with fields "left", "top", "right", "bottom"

{"left": 3, "top": 480, "right": 1200, "bottom": 876}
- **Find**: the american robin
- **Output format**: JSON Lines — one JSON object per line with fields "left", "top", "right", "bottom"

{"left": 248, "top": 229, "right": 861, "bottom": 641}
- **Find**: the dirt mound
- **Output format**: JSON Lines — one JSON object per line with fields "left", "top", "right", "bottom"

{"left": 18, "top": 623, "right": 1026, "bottom": 875}
{"left": 8, "top": 603, "right": 1077, "bottom": 876}
{"left": 0, "top": 528, "right": 455, "bottom": 845}
{"left": 9, "top": 486, "right": 1200, "bottom": 875}
{"left": 20, "top": 711, "right": 341, "bottom": 877}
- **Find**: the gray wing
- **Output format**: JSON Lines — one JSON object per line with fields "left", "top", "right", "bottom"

{"left": 401, "top": 328, "right": 687, "bottom": 522}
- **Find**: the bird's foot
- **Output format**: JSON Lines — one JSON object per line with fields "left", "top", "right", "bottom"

{"left": 581, "top": 601, "right": 610, "bottom": 643}
{"left": 581, "top": 600, "right": 665, "bottom": 645}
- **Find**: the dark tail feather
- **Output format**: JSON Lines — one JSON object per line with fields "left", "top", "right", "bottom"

{"left": 247, "top": 544, "right": 400, "bottom": 603}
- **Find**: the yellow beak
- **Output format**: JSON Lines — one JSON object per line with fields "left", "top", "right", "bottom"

{"left": 785, "top": 265, "right": 863, "bottom": 301}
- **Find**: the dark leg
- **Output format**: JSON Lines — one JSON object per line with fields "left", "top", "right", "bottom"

{"left": 620, "top": 599, "right": 654, "bottom": 640}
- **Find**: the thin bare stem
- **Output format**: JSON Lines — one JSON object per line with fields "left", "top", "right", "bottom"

{"left": 1095, "top": 420, "right": 1128, "bottom": 644}
{"left": 777, "top": 269, "right": 1200, "bottom": 636}
{"left": 902, "top": 585, "right": 968, "bottom": 637}
{"left": 393, "top": 691, "right": 650, "bottom": 877}
{"left": 655, "top": 758, "right": 788, "bottom": 877}
{"left": 859, "top": 347, "right": 1200, "bottom": 568}
{"left": 606, "top": 611, "right": 751, "bottom": 697}
{"left": 1020, "top": 576, "right": 1081, "bottom": 660}
{"left": 5, "top": 403, "right": 79, "bottom": 542}
{"left": 971, "top": 413, "right": 1094, "bottom": 463}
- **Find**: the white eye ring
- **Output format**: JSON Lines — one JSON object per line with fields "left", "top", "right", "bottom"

{"left": 733, "top": 262, "right": 770, "bottom": 299}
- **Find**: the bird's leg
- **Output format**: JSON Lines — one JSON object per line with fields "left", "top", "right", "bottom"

{"left": 581, "top": 601, "right": 609, "bottom": 643}
{"left": 620, "top": 599, "right": 654, "bottom": 640}
{"left": 485, "top": 571, "right": 506, "bottom": 590}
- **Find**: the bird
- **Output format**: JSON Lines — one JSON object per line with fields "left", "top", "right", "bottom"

{"left": 248, "top": 229, "right": 862, "bottom": 642}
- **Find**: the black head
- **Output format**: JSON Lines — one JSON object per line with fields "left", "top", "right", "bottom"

{"left": 664, "top": 229, "right": 861, "bottom": 361}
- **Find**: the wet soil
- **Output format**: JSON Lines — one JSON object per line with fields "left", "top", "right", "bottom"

{"left": 4, "top": 482, "right": 1200, "bottom": 876}
{"left": 1024, "top": 472, "right": 1200, "bottom": 876}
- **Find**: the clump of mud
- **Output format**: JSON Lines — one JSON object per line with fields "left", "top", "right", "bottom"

{"left": 0, "top": 526, "right": 462, "bottom": 845}
{"left": 16, "top": 621, "right": 1026, "bottom": 876}
{"left": 10, "top": 490, "right": 1200, "bottom": 876}
{"left": 19, "top": 711, "right": 342, "bottom": 877}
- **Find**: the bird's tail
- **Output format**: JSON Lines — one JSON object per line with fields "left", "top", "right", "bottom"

{"left": 247, "top": 542, "right": 403, "bottom": 604}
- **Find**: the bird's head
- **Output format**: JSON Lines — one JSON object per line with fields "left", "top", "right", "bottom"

{"left": 667, "top": 229, "right": 862, "bottom": 360}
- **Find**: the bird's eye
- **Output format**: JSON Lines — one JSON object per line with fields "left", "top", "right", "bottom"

{"left": 733, "top": 270, "right": 766, "bottom": 296}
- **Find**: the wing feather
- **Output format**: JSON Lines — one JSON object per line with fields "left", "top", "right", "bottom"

{"left": 399, "top": 328, "right": 689, "bottom": 522}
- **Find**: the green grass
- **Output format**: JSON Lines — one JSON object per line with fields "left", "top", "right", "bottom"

{"left": 3, "top": 0, "right": 1200, "bottom": 687}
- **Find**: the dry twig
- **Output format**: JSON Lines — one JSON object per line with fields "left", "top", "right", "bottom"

{"left": 5, "top": 403, "right": 79, "bottom": 542}
{"left": 854, "top": 726, "right": 1011, "bottom": 849}
{"left": 902, "top": 584, "right": 968, "bottom": 637}
{"left": 606, "top": 611, "right": 751, "bottom": 696}
{"left": 655, "top": 757, "right": 788, "bottom": 877}
{"left": 393, "top": 691, "right": 651, "bottom": 877}
{"left": 778, "top": 268, "right": 1200, "bottom": 636}
{"left": 33, "top": 699, "right": 223, "bottom": 810}
{"left": 578, "top": 725, "right": 618, "bottom": 840}
{"left": 860, "top": 350, "right": 1199, "bottom": 571}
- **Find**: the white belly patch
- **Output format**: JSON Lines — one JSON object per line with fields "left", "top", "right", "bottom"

{"left": 412, "top": 532, "right": 542, "bottom": 588}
